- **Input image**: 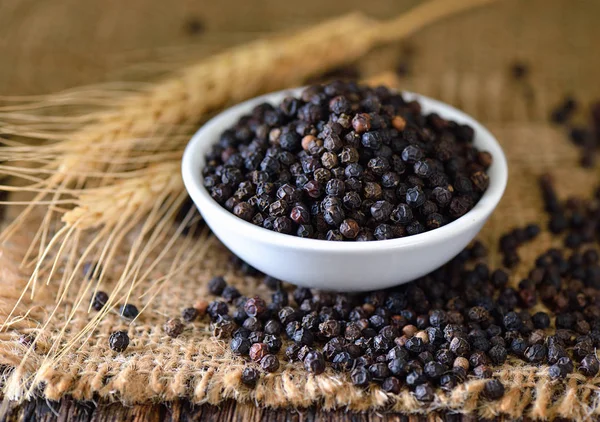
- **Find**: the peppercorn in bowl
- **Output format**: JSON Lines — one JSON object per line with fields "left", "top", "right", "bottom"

{"left": 182, "top": 83, "right": 507, "bottom": 290}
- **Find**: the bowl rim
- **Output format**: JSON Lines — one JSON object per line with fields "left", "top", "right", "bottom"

{"left": 182, "top": 87, "right": 508, "bottom": 254}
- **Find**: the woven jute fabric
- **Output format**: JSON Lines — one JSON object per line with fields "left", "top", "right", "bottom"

{"left": 1, "top": 0, "right": 600, "bottom": 420}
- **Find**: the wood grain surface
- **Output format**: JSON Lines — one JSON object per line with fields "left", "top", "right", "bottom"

{"left": 1, "top": 396, "right": 511, "bottom": 422}
{"left": 1, "top": 0, "right": 599, "bottom": 420}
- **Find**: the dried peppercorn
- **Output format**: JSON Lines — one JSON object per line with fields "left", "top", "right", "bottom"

{"left": 109, "top": 331, "right": 130, "bottom": 352}
{"left": 244, "top": 296, "right": 267, "bottom": 318}
{"left": 181, "top": 307, "right": 199, "bottom": 323}
{"left": 483, "top": 379, "right": 505, "bottom": 400}
{"left": 231, "top": 337, "right": 252, "bottom": 355}
{"left": 164, "top": 318, "right": 185, "bottom": 338}
{"left": 91, "top": 291, "right": 109, "bottom": 311}
{"left": 304, "top": 350, "right": 326, "bottom": 374}
{"left": 351, "top": 367, "right": 371, "bottom": 387}
{"left": 207, "top": 301, "right": 229, "bottom": 320}
{"left": 241, "top": 367, "right": 260, "bottom": 388}
{"left": 414, "top": 384, "right": 434, "bottom": 402}
{"left": 580, "top": 354, "right": 600, "bottom": 376}
{"left": 119, "top": 304, "right": 139, "bottom": 320}
{"left": 260, "top": 354, "right": 280, "bottom": 373}
{"left": 222, "top": 286, "right": 241, "bottom": 303}
{"left": 208, "top": 276, "right": 227, "bottom": 295}
{"left": 83, "top": 262, "right": 102, "bottom": 280}
{"left": 249, "top": 343, "right": 270, "bottom": 362}
{"left": 264, "top": 334, "right": 282, "bottom": 353}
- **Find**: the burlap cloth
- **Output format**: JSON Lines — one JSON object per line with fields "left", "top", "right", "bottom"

{"left": 1, "top": 0, "right": 600, "bottom": 419}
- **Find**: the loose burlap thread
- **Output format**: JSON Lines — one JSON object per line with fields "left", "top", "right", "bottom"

{"left": 2, "top": 1, "right": 600, "bottom": 420}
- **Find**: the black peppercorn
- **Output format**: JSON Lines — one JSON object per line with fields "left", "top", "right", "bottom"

{"left": 119, "top": 304, "right": 139, "bottom": 320}
{"left": 181, "top": 307, "right": 199, "bottom": 323}
{"left": 351, "top": 367, "right": 371, "bottom": 387}
{"left": 208, "top": 276, "right": 227, "bottom": 295}
{"left": 580, "top": 354, "right": 600, "bottom": 376}
{"left": 285, "top": 342, "right": 303, "bottom": 361}
{"left": 207, "top": 300, "right": 229, "bottom": 320}
{"left": 549, "top": 357, "right": 574, "bottom": 379}
{"left": 483, "top": 379, "right": 505, "bottom": 400}
{"left": 503, "top": 312, "right": 522, "bottom": 331}
{"left": 524, "top": 344, "right": 547, "bottom": 363}
{"left": 260, "top": 354, "right": 280, "bottom": 373}
{"left": 304, "top": 350, "right": 326, "bottom": 374}
{"left": 91, "top": 291, "right": 109, "bottom": 311}
{"left": 221, "top": 286, "right": 241, "bottom": 303}
{"left": 449, "top": 337, "right": 470, "bottom": 356}
{"left": 381, "top": 377, "right": 401, "bottom": 394}
{"left": 241, "top": 367, "right": 260, "bottom": 388}
{"left": 414, "top": 384, "right": 434, "bottom": 402}
{"left": 406, "top": 186, "right": 426, "bottom": 208}
{"left": 109, "top": 331, "right": 130, "bottom": 352}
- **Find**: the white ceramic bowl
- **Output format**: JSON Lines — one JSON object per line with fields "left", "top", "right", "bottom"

{"left": 182, "top": 88, "right": 507, "bottom": 291}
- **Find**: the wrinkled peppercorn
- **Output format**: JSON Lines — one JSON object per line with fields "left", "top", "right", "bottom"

{"left": 304, "top": 350, "right": 326, "bottom": 374}
{"left": 241, "top": 367, "right": 260, "bottom": 388}
{"left": 109, "top": 331, "right": 130, "bottom": 353}
{"left": 245, "top": 296, "right": 267, "bottom": 318}
{"left": 92, "top": 291, "right": 109, "bottom": 311}
{"left": 483, "top": 379, "right": 505, "bottom": 400}
{"left": 260, "top": 354, "right": 280, "bottom": 373}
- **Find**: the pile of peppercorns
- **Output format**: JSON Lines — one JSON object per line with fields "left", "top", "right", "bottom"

{"left": 550, "top": 96, "right": 600, "bottom": 168}
{"left": 187, "top": 177, "right": 600, "bottom": 402}
{"left": 101, "top": 175, "right": 600, "bottom": 404}
{"left": 202, "top": 81, "right": 492, "bottom": 241}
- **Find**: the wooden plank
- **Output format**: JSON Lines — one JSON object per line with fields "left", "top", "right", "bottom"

{"left": 1, "top": 397, "right": 521, "bottom": 422}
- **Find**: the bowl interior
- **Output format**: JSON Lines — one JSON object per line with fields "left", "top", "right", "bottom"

{"left": 182, "top": 88, "right": 508, "bottom": 253}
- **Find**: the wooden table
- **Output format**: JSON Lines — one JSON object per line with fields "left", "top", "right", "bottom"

{"left": 1, "top": 0, "right": 598, "bottom": 420}
{"left": 3, "top": 396, "right": 495, "bottom": 421}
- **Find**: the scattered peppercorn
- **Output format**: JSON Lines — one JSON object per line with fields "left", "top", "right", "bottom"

{"left": 109, "top": 331, "right": 130, "bottom": 352}
{"left": 483, "top": 379, "right": 505, "bottom": 400}
{"left": 249, "top": 343, "right": 270, "bottom": 362}
{"left": 241, "top": 367, "right": 260, "bottom": 388}
{"left": 91, "top": 291, "right": 109, "bottom": 311}
{"left": 260, "top": 354, "right": 280, "bottom": 373}
{"left": 549, "top": 97, "right": 599, "bottom": 168}
{"left": 208, "top": 276, "right": 227, "bottom": 295}
{"left": 351, "top": 367, "right": 371, "bottom": 387}
{"left": 181, "top": 307, "right": 199, "bottom": 323}
{"left": 244, "top": 296, "right": 267, "bottom": 318}
{"left": 580, "top": 354, "right": 600, "bottom": 376}
{"left": 304, "top": 350, "right": 326, "bottom": 374}
{"left": 183, "top": 16, "right": 205, "bottom": 36}
{"left": 164, "top": 318, "right": 185, "bottom": 338}
{"left": 119, "top": 304, "right": 139, "bottom": 320}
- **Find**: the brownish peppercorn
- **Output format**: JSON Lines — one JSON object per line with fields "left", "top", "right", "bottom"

{"left": 249, "top": 343, "right": 270, "bottom": 362}
{"left": 164, "top": 318, "right": 185, "bottom": 338}
{"left": 352, "top": 113, "right": 372, "bottom": 133}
